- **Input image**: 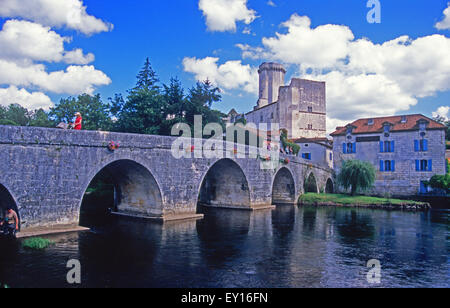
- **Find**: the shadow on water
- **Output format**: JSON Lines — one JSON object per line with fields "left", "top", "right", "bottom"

{"left": 196, "top": 206, "right": 251, "bottom": 267}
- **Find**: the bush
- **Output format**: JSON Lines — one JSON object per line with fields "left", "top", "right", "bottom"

{"left": 22, "top": 237, "right": 53, "bottom": 250}
{"left": 337, "top": 160, "right": 376, "bottom": 195}
{"left": 429, "top": 174, "right": 450, "bottom": 191}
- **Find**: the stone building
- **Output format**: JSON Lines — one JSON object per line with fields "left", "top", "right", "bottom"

{"left": 331, "top": 114, "right": 447, "bottom": 196}
{"left": 230, "top": 62, "right": 327, "bottom": 140}
{"left": 294, "top": 137, "right": 333, "bottom": 169}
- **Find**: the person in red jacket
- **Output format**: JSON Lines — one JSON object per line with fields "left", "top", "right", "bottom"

{"left": 73, "top": 112, "right": 82, "bottom": 130}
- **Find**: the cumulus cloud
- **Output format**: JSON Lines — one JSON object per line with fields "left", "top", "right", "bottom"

{"left": 0, "top": 0, "right": 113, "bottom": 35}
{"left": 0, "top": 19, "right": 94, "bottom": 64}
{"left": 0, "top": 86, "right": 54, "bottom": 110}
{"left": 199, "top": 0, "right": 257, "bottom": 32}
{"left": 0, "top": 60, "right": 111, "bottom": 95}
{"left": 239, "top": 14, "right": 354, "bottom": 70}
{"left": 436, "top": 3, "right": 450, "bottom": 30}
{"left": 183, "top": 57, "right": 258, "bottom": 94}
{"left": 432, "top": 106, "right": 449, "bottom": 121}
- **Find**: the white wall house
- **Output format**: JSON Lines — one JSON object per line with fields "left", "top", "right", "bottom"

{"left": 331, "top": 114, "right": 447, "bottom": 197}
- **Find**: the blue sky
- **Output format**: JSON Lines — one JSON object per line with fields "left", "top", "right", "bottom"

{"left": 0, "top": 0, "right": 449, "bottom": 132}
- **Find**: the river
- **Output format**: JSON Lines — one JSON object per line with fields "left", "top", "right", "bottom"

{"left": 0, "top": 206, "right": 448, "bottom": 288}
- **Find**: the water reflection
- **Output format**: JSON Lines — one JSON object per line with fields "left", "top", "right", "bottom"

{"left": 0, "top": 206, "right": 448, "bottom": 288}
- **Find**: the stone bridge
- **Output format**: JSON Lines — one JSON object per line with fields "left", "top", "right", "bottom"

{"left": 0, "top": 126, "right": 334, "bottom": 229}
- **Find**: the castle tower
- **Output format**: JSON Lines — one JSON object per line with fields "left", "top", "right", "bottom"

{"left": 257, "top": 62, "right": 286, "bottom": 108}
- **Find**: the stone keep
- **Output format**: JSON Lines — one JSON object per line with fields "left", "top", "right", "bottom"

{"left": 246, "top": 62, "right": 327, "bottom": 140}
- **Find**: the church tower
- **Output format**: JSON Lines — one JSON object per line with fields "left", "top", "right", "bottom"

{"left": 257, "top": 63, "right": 286, "bottom": 108}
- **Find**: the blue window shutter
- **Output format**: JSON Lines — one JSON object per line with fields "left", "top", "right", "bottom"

{"left": 353, "top": 143, "right": 356, "bottom": 153}
{"left": 415, "top": 160, "right": 420, "bottom": 171}
{"left": 414, "top": 140, "right": 419, "bottom": 152}
{"left": 380, "top": 141, "right": 384, "bottom": 153}
{"left": 392, "top": 160, "right": 395, "bottom": 172}
{"left": 428, "top": 160, "right": 432, "bottom": 172}
{"left": 380, "top": 160, "right": 384, "bottom": 172}
{"left": 391, "top": 141, "right": 395, "bottom": 153}
{"left": 424, "top": 140, "right": 428, "bottom": 152}
{"left": 343, "top": 143, "right": 347, "bottom": 154}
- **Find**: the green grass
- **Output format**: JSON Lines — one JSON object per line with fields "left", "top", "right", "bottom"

{"left": 299, "top": 193, "right": 427, "bottom": 206}
{"left": 22, "top": 237, "right": 54, "bottom": 250}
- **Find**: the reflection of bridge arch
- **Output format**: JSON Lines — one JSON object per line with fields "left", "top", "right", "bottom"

{"left": 304, "top": 173, "right": 318, "bottom": 193}
{"left": 198, "top": 159, "right": 251, "bottom": 209}
{"left": 80, "top": 159, "right": 163, "bottom": 222}
{"left": 272, "top": 167, "right": 296, "bottom": 205}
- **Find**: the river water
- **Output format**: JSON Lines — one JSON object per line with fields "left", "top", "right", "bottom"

{"left": 0, "top": 206, "right": 448, "bottom": 288}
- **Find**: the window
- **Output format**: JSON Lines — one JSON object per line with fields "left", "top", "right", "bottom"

{"left": 260, "top": 115, "right": 264, "bottom": 122}
{"left": 308, "top": 107, "right": 313, "bottom": 113}
{"left": 416, "top": 160, "right": 432, "bottom": 172}
{"left": 307, "top": 124, "right": 313, "bottom": 130}
{"left": 384, "top": 125, "right": 391, "bottom": 133}
{"left": 380, "top": 141, "right": 395, "bottom": 153}
{"left": 414, "top": 139, "right": 428, "bottom": 152}
{"left": 368, "top": 119, "right": 374, "bottom": 125}
{"left": 329, "top": 153, "right": 333, "bottom": 161}
{"left": 401, "top": 116, "right": 407, "bottom": 124}
{"left": 302, "top": 153, "right": 311, "bottom": 160}
{"left": 271, "top": 113, "right": 274, "bottom": 119}
{"left": 380, "top": 160, "right": 395, "bottom": 172}
{"left": 343, "top": 142, "right": 356, "bottom": 154}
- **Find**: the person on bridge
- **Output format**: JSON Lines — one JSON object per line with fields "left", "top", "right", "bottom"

{"left": 0, "top": 207, "right": 19, "bottom": 238}
{"left": 73, "top": 112, "right": 83, "bottom": 130}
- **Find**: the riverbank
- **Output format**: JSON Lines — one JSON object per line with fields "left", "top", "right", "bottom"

{"left": 299, "top": 193, "right": 431, "bottom": 211}
{"left": 17, "top": 224, "right": 89, "bottom": 239}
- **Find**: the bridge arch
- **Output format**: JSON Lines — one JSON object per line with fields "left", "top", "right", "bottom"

{"left": 80, "top": 159, "right": 163, "bottom": 223}
{"left": 325, "top": 178, "right": 334, "bottom": 194}
{"left": 198, "top": 159, "right": 251, "bottom": 209}
{"left": 304, "top": 172, "right": 318, "bottom": 193}
{"left": 0, "top": 183, "right": 20, "bottom": 227}
{"left": 272, "top": 167, "right": 296, "bottom": 205}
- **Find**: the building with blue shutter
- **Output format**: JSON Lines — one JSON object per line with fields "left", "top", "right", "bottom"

{"left": 331, "top": 115, "right": 446, "bottom": 196}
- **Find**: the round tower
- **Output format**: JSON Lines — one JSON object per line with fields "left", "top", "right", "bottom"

{"left": 257, "top": 62, "right": 286, "bottom": 108}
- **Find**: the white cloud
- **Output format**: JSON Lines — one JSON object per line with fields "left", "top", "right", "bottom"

{"left": 267, "top": 1, "right": 276, "bottom": 7}
{"left": 0, "top": 60, "right": 111, "bottom": 95}
{"left": 0, "top": 86, "right": 53, "bottom": 110}
{"left": 0, "top": 0, "right": 113, "bottom": 35}
{"left": 199, "top": 0, "right": 257, "bottom": 32}
{"left": 436, "top": 3, "right": 450, "bottom": 30}
{"left": 432, "top": 106, "right": 449, "bottom": 121}
{"left": 183, "top": 57, "right": 258, "bottom": 94}
{"left": 0, "top": 19, "right": 94, "bottom": 64}
{"left": 240, "top": 14, "right": 354, "bottom": 70}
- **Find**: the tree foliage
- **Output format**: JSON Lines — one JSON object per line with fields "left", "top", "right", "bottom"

{"left": 49, "top": 94, "right": 113, "bottom": 131}
{"left": 337, "top": 160, "right": 376, "bottom": 196}
{"left": 111, "top": 59, "right": 225, "bottom": 136}
{"left": 0, "top": 104, "right": 53, "bottom": 127}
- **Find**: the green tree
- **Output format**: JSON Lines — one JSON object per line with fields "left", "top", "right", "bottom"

{"left": 50, "top": 94, "right": 113, "bottom": 131}
{"left": 112, "top": 59, "right": 164, "bottom": 134}
{"left": 132, "top": 58, "right": 159, "bottom": 93}
{"left": 160, "top": 77, "right": 186, "bottom": 135}
{"left": 29, "top": 109, "right": 54, "bottom": 128}
{"left": 184, "top": 80, "right": 224, "bottom": 132}
{"left": 3, "top": 104, "right": 30, "bottom": 126}
{"left": 337, "top": 160, "right": 376, "bottom": 196}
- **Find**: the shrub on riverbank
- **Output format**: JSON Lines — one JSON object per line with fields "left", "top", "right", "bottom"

{"left": 299, "top": 193, "right": 428, "bottom": 206}
{"left": 337, "top": 160, "right": 376, "bottom": 195}
{"left": 22, "top": 237, "right": 53, "bottom": 250}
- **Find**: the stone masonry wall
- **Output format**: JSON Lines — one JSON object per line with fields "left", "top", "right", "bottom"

{"left": 0, "top": 126, "right": 333, "bottom": 228}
